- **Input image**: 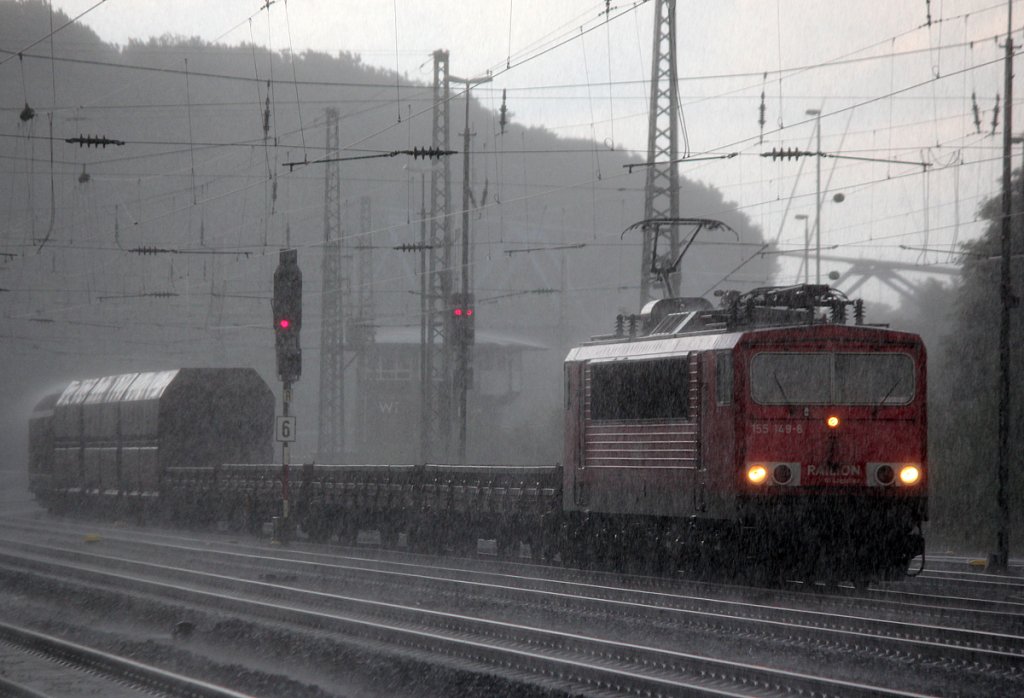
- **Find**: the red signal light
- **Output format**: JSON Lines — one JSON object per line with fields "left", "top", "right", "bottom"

{"left": 279, "top": 318, "right": 291, "bottom": 329}
{"left": 466, "top": 308, "right": 473, "bottom": 316}
{"left": 453, "top": 308, "right": 463, "bottom": 316}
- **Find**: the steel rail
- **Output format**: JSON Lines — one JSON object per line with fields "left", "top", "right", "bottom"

{"left": 913, "top": 569, "right": 1024, "bottom": 589}
{"left": 0, "top": 675, "right": 49, "bottom": 698}
{"left": 1, "top": 522, "right": 1022, "bottom": 662}
{"left": 0, "top": 620, "right": 253, "bottom": 698}
{"left": 0, "top": 545, "right": 931, "bottom": 698}
{"left": 7, "top": 528, "right": 1022, "bottom": 660}
{"left": 66, "top": 520, "right": 1024, "bottom": 622}
{"left": 13, "top": 514, "right": 1021, "bottom": 612}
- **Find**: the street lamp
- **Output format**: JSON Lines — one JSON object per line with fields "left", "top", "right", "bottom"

{"left": 806, "top": 108, "right": 822, "bottom": 284}
{"left": 794, "top": 214, "right": 809, "bottom": 284}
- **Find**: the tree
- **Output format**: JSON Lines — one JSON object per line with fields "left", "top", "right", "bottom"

{"left": 930, "top": 172, "right": 1024, "bottom": 551}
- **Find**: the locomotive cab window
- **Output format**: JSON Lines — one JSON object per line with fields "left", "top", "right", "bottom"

{"left": 751, "top": 353, "right": 830, "bottom": 404}
{"left": 589, "top": 358, "right": 689, "bottom": 420}
{"left": 751, "top": 352, "right": 915, "bottom": 405}
{"left": 835, "top": 353, "right": 914, "bottom": 404}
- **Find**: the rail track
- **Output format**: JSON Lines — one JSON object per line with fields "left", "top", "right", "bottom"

{"left": 0, "top": 512, "right": 1022, "bottom": 696}
{"left": 0, "top": 619, "right": 251, "bottom": 698}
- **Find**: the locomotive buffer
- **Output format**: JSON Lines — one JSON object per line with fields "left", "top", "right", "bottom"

{"left": 272, "top": 249, "right": 302, "bottom": 542}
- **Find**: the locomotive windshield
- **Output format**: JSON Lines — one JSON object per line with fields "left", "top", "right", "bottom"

{"left": 751, "top": 352, "right": 914, "bottom": 406}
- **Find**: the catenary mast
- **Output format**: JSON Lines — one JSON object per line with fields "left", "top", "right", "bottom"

{"left": 317, "top": 107, "right": 344, "bottom": 463}
{"left": 640, "top": 0, "right": 681, "bottom": 307}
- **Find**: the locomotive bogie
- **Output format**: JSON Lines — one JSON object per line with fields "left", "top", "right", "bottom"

{"left": 735, "top": 494, "right": 925, "bottom": 584}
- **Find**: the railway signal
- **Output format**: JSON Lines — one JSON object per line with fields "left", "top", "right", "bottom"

{"left": 449, "top": 292, "right": 475, "bottom": 345}
{"left": 272, "top": 249, "right": 302, "bottom": 543}
{"left": 273, "top": 249, "right": 302, "bottom": 382}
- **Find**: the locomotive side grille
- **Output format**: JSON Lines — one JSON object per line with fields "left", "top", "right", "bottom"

{"left": 583, "top": 353, "right": 701, "bottom": 469}
{"left": 584, "top": 421, "right": 698, "bottom": 467}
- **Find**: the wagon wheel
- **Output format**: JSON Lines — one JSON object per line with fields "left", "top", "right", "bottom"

{"left": 496, "top": 518, "right": 525, "bottom": 559}
{"left": 379, "top": 521, "right": 401, "bottom": 549}
{"left": 336, "top": 519, "right": 359, "bottom": 547}
{"left": 303, "top": 510, "right": 332, "bottom": 543}
{"left": 226, "top": 499, "right": 247, "bottom": 532}
{"left": 451, "top": 531, "right": 478, "bottom": 557}
{"left": 407, "top": 516, "right": 442, "bottom": 554}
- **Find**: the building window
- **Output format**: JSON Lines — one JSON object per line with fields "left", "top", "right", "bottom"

{"left": 371, "top": 354, "right": 413, "bottom": 382}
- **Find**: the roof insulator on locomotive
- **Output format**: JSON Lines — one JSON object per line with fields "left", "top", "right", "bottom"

{"left": 600, "top": 284, "right": 872, "bottom": 340}
{"left": 706, "top": 284, "right": 871, "bottom": 329}
{"left": 854, "top": 299, "right": 865, "bottom": 326}
{"left": 830, "top": 301, "right": 847, "bottom": 324}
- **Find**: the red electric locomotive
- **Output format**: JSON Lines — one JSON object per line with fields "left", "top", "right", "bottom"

{"left": 562, "top": 285, "right": 926, "bottom": 585}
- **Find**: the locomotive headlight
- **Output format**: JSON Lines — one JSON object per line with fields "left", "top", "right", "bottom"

{"left": 772, "top": 463, "right": 794, "bottom": 485}
{"left": 826, "top": 415, "right": 840, "bottom": 429}
{"left": 746, "top": 464, "right": 768, "bottom": 485}
{"left": 899, "top": 464, "right": 922, "bottom": 485}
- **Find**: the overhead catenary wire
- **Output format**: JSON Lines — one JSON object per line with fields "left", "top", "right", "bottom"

{"left": 1, "top": 2, "right": 1013, "bottom": 326}
{"left": 0, "top": 93, "right": 1003, "bottom": 225}
{"left": 184, "top": 58, "right": 197, "bottom": 205}
{"left": 1, "top": 136, "right": 1007, "bottom": 262}
{"left": 662, "top": 44, "right": 1021, "bottom": 168}
{"left": 2, "top": 30, "right": 1010, "bottom": 95}
{"left": 0, "top": 6, "right": 1011, "bottom": 185}
{"left": 283, "top": 0, "right": 308, "bottom": 158}
{"left": 393, "top": 0, "right": 402, "bottom": 123}
{"left": 0, "top": 0, "right": 109, "bottom": 68}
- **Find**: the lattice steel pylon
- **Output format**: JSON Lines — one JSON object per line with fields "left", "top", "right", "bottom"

{"left": 318, "top": 107, "right": 345, "bottom": 463}
{"left": 422, "top": 49, "right": 454, "bottom": 463}
{"left": 352, "top": 196, "right": 375, "bottom": 457}
{"left": 640, "top": 0, "right": 681, "bottom": 307}
{"left": 354, "top": 197, "right": 374, "bottom": 331}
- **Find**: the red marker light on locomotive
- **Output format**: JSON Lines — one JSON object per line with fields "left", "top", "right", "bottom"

{"left": 826, "top": 415, "right": 840, "bottom": 428}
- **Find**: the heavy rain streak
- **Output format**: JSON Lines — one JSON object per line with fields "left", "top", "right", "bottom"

{"left": 1, "top": 1, "right": 1024, "bottom": 697}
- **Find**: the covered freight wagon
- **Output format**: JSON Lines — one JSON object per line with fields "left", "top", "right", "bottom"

{"left": 27, "top": 391, "right": 60, "bottom": 499}
{"left": 43, "top": 368, "right": 273, "bottom": 512}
